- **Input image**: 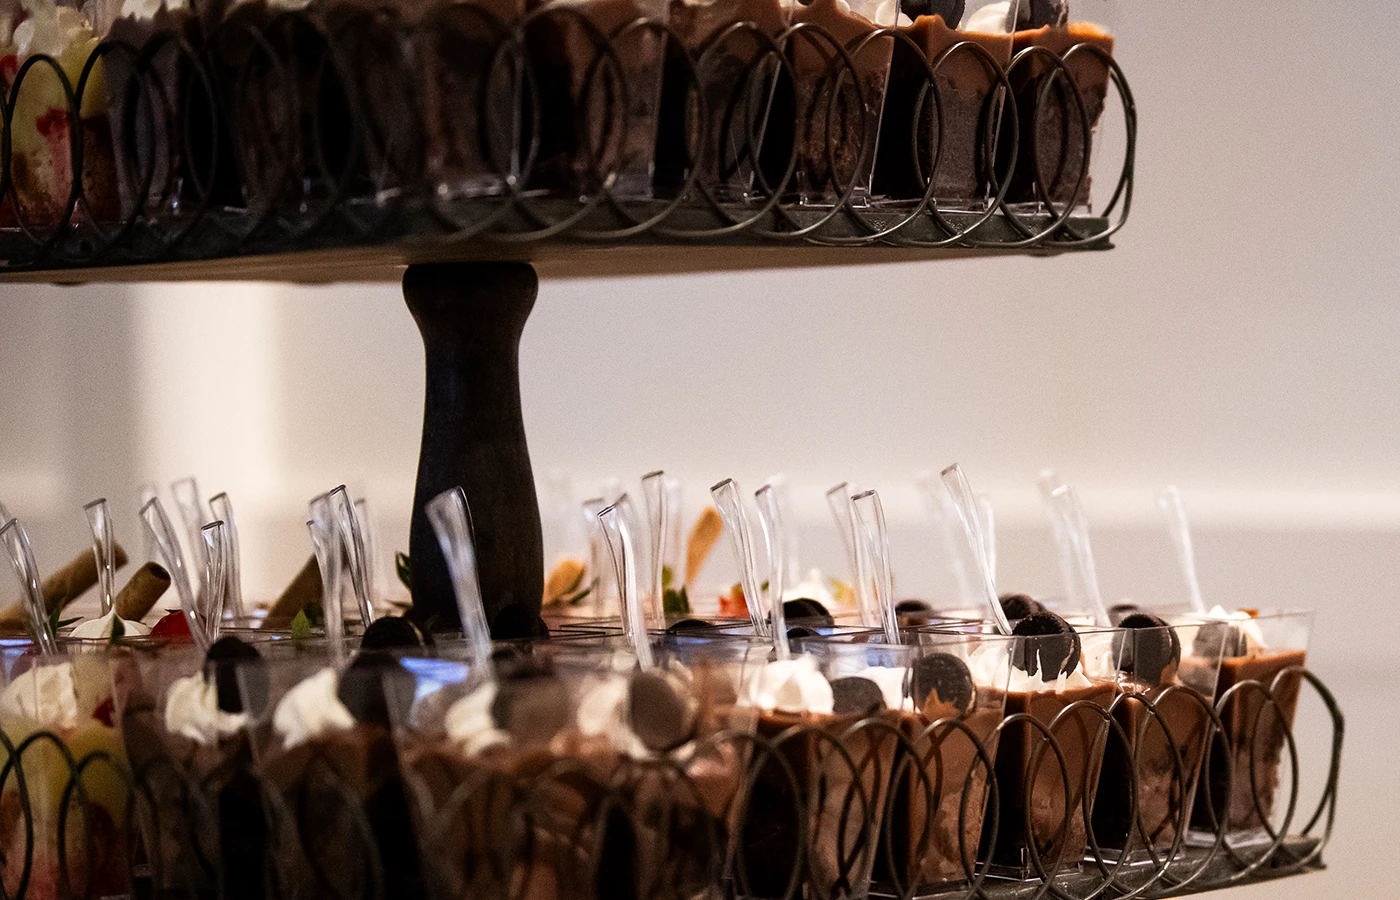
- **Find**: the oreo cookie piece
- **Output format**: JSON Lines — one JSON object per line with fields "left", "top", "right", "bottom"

{"left": 782, "top": 598, "right": 834, "bottom": 627}
{"left": 786, "top": 626, "right": 818, "bottom": 641}
{"left": 628, "top": 670, "right": 697, "bottom": 752}
{"left": 900, "top": 1, "right": 965, "bottom": 24}
{"left": 490, "top": 671, "right": 571, "bottom": 743}
{"left": 491, "top": 602, "right": 550, "bottom": 641}
{"left": 1109, "top": 603, "right": 1141, "bottom": 625}
{"left": 337, "top": 651, "right": 415, "bottom": 729}
{"left": 1194, "top": 620, "right": 1247, "bottom": 660}
{"left": 1011, "top": 612, "right": 1081, "bottom": 678}
{"left": 831, "top": 677, "right": 886, "bottom": 717}
{"left": 999, "top": 594, "right": 1046, "bottom": 621}
{"left": 912, "top": 653, "right": 976, "bottom": 717}
{"left": 1112, "top": 613, "right": 1182, "bottom": 685}
{"left": 896, "top": 599, "right": 934, "bottom": 615}
{"left": 1027, "top": 0, "right": 1068, "bottom": 28}
{"left": 665, "top": 618, "right": 713, "bottom": 634}
{"left": 361, "top": 616, "right": 431, "bottom": 650}
{"left": 203, "top": 636, "right": 265, "bottom": 714}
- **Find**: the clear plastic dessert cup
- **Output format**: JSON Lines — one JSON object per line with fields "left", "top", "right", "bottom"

{"left": 0, "top": 648, "right": 129, "bottom": 900}
{"left": 390, "top": 644, "right": 750, "bottom": 900}
{"left": 523, "top": 0, "right": 671, "bottom": 200}
{"left": 1090, "top": 617, "right": 1225, "bottom": 858}
{"left": 875, "top": 630, "right": 1013, "bottom": 891}
{"left": 653, "top": 0, "right": 793, "bottom": 201}
{"left": 1002, "top": 0, "right": 1117, "bottom": 211}
{"left": 1188, "top": 609, "right": 1313, "bottom": 843}
{"left": 872, "top": 2, "right": 1017, "bottom": 208}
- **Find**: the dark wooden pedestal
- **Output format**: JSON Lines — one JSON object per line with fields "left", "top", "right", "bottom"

{"left": 403, "top": 263, "right": 544, "bottom": 638}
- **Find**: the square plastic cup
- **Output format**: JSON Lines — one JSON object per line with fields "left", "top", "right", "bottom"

{"left": 1090, "top": 617, "right": 1225, "bottom": 858}
{"left": 391, "top": 644, "right": 750, "bottom": 900}
{"left": 654, "top": 0, "right": 793, "bottom": 201}
{"left": 874, "top": 631, "right": 1014, "bottom": 892}
{"left": 873, "top": 4, "right": 1016, "bottom": 208}
{"left": 1003, "top": 0, "right": 1118, "bottom": 211}
{"left": 0, "top": 649, "right": 129, "bottom": 900}
{"left": 1189, "top": 609, "right": 1314, "bottom": 843}
{"left": 523, "top": 0, "right": 671, "bottom": 200}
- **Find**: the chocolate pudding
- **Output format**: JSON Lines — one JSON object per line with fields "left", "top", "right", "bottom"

{"left": 523, "top": 0, "right": 668, "bottom": 199}
{"left": 873, "top": 14, "right": 1012, "bottom": 206}
{"left": 1002, "top": 21, "right": 1113, "bottom": 208}
{"left": 1193, "top": 648, "right": 1308, "bottom": 834}
{"left": 654, "top": 0, "right": 790, "bottom": 200}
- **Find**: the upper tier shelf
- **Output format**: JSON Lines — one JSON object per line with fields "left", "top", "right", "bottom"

{"left": 0, "top": 5, "right": 1132, "bottom": 283}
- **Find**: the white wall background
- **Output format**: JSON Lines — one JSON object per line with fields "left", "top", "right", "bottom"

{"left": 0, "top": 2, "right": 1394, "bottom": 896}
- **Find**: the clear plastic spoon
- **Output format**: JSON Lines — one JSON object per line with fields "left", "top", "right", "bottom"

{"left": 598, "top": 501, "right": 655, "bottom": 669}
{"left": 142, "top": 497, "right": 205, "bottom": 650}
{"left": 427, "top": 487, "right": 493, "bottom": 678}
{"left": 754, "top": 485, "right": 791, "bottom": 660}
{"left": 915, "top": 471, "right": 980, "bottom": 612}
{"left": 321, "top": 486, "right": 373, "bottom": 627}
{"left": 976, "top": 492, "right": 997, "bottom": 585}
{"left": 827, "top": 482, "right": 876, "bottom": 627}
{"left": 711, "top": 479, "right": 770, "bottom": 638}
{"left": 852, "top": 490, "right": 901, "bottom": 644}
{"left": 137, "top": 483, "right": 158, "bottom": 562}
{"left": 83, "top": 498, "right": 116, "bottom": 617}
{"left": 307, "top": 495, "right": 346, "bottom": 667}
{"left": 208, "top": 493, "right": 244, "bottom": 620}
{"left": 1048, "top": 483, "right": 1113, "bottom": 627}
{"left": 200, "top": 521, "right": 227, "bottom": 644}
{"left": 171, "top": 477, "right": 209, "bottom": 596}
{"left": 940, "top": 464, "right": 1013, "bottom": 636}
{"left": 1, "top": 518, "right": 56, "bottom": 655}
{"left": 355, "top": 497, "right": 382, "bottom": 607}
{"left": 1038, "top": 469, "right": 1083, "bottom": 611}
{"left": 664, "top": 477, "right": 683, "bottom": 585}
{"left": 1158, "top": 485, "right": 1208, "bottom": 614}
{"left": 642, "top": 470, "right": 669, "bottom": 629}
{"left": 582, "top": 497, "right": 611, "bottom": 617}
{"left": 764, "top": 474, "right": 801, "bottom": 584}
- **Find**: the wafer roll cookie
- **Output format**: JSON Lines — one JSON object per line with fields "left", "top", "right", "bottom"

{"left": 0, "top": 543, "right": 130, "bottom": 626}
{"left": 115, "top": 563, "right": 171, "bottom": 622}
{"left": 264, "top": 556, "right": 322, "bottom": 625}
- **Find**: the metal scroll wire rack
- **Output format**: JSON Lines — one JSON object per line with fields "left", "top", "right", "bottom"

{"left": 0, "top": 6, "right": 1134, "bottom": 272}
{"left": 1, "top": 661, "right": 1339, "bottom": 900}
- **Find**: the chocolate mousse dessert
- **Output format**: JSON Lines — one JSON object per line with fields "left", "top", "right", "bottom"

{"left": 873, "top": 2, "right": 1016, "bottom": 207}
{"left": 983, "top": 611, "right": 1119, "bottom": 872}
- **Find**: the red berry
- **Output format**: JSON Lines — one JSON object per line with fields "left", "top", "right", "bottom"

{"left": 151, "top": 610, "right": 192, "bottom": 640}
{"left": 92, "top": 697, "right": 114, "bottom": 727}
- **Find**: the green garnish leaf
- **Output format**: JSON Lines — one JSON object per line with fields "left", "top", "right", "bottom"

{"left": 302, "top": 599, "right": 325, "bottom": 627}
{"left": 396, "top": 552, "right": 412, "bottom": 591}
{"left": 56, "top": 617, "right": 81, "bottom": 630}
{"left": 662, "top": 565, "right": 674, "bottom": 590}
{"left": 663, "top": 585, "right": 690, "bottom": 616}
{"left": 566, "top": 586, "right": 592, "bottom": 607}
{"left": 291, "top": 608, "right": 311, "bottom": 641}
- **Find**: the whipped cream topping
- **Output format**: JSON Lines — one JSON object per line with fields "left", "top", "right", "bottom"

{"left": 854, "top": 665, "right": 912, "bottom": 712}
{"left": 576, "top": 676, "right": 650, "bottom": 757}
{"left": 272, "top": 668, "right": 354, "bottom": 748}
{"left": 14, "top": 2, "right": 96, "bottom": 60}
{"left": 783, "top": 568, "right": 836, "bottom": 608}
{"left": 740, "top": 654, "right": 834, "bottom": 715}
{"left": 970, "top": 634, "right": 1105, "bottom": 694}
{"left": 1199, "top": 605, "right": 1268, "bottom": 655}
{"left": 0, "top": 662, "right": 80, "bottom": 729}
{"left": 119, "top": 0, "right": 189, "bottom": 20}
{"left": 443, "top": 680, "right": 510, "bottom": 756}
{"left": 965, "top": 1, "right": 1013, "bottom": 34}
{"left": 70, "top": 609, "right": 152, "bottom": 640}
{"left": 164, "top": 674, "right": 247, "bottom": 745}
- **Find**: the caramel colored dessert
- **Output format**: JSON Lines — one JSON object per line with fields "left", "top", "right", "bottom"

{"left": 873, "top": 15, "right": 1013, "bottom": 206}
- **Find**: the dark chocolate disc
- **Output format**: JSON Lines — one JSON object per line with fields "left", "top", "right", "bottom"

{"left": 1112, "top": 613, "right": 1182, "bottom": 685}
{"left": 1011, "top": 612, "right": 1081, "bottom": 678}
{"left": 999, "top": 594, "right": 1046, "bottom": 621}
{"left": 1109, "top": 603, "right": 1141, "bottom": 625}
{"left": 628, "top": 670, "right": 697, "bottom": 752}
{"left": 782, "top": 598, "right": 834, "bottom": 627}
{"left": 337, "top": 651, "right": 415, "bottom": 728}
{"left": 203, "top": 636, "right": 265, "bottom": 714}
{"left": 786, "top": 626, "right": 818, "bottom": 641}
{"left": 912, "top": 653, "right": 976, "bottom": 716}
{"left": 490, "top": 672, "right": 571, "bottom": 743}
{"left": 360, "top": 616, "right": 430, "bottom": 650}
{"left": 830, "top": 676, "right": 886, "bottom": 717}
{"left": 490, "top": 602, "right": 550, "bottom": 641}
{"left": 896, "top": 599, "right": 934, "bottom": 614}
{"left": 665, "top": 618, "right": 712, "bottom": 634}
{"left": 903, "top": 0, "right": 965, "bottom": 23}
{"left": 1194, "top": 620, "right": 1246, "bottom": 660}
{"left": 1027, "top": 0, "right": 1069, "bottom": 28}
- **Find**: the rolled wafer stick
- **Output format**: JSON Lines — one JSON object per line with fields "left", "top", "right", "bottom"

{"left": 684, "top": 507, "right": 723, "bottom": 589}
{"left": 263, "top": 556, "right": 322, "bottom": 625}
{"left": 115, "top": 562, "right": 171, "bottom": 622}
{"left": 0, "top": 543, "right": 130, "bottom": 627}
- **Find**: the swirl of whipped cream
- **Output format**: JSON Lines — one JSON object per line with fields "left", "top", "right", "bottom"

{"left": 0, "top": 662, "right": 80, "bottom": 729}
{"left": 970, "top": 641, "right": 1094, "bottom": 694}
{"left": 740, "top": 654, "right": 834, "bottom": 715}
{"left": 119, "top": 0, "right": 189, "bottom": 20}
{"left": 853, "top": 665, "right": 912, "bottom": 712}
{"left": 443, "top": 681, "right": 510, "bottom": 757}
{"left": 273, "top": 668, "right": 355, "bottom": 748}
{"left": 965, "top": 1, "right": 1013, "bottom": 34}
{"left": 576, "top": 676, "right": 649, "bottom": 757}
{"left": 164, "top": 674, "right": 247, "bottom": 745}
{"left": 1199, "top": 605, "right": 1268, "bottom": 655}
{"left": 70, "top": 609, "right": 152, "bottom": 640}
{"left": 783, "top": 568, "right": 836, "bottom": 609}
{"left": 14, "top": 3, "right": 96, "bottom": 60}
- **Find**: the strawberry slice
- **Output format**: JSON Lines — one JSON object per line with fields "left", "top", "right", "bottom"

{"left": 91, "top": 696, "right": 114, "bottom": 727}
{"left": 151, "top": 610, "right": 192, "bottom": 640}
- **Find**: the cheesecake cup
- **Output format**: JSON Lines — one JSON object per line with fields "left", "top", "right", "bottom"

{"left": 1189, "top": 609, "right": 1313, "bottom": 841}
